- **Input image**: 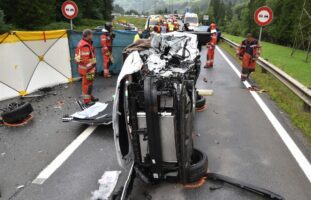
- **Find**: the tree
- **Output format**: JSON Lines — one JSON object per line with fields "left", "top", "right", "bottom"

{"left": 0, "top": 9, "right": 9, "bottom": 33}
{"left": 125, "top": 9, "right": 140, "bottom": 15}
{"left": 113, "top": 4, "right": 125, "bottom": 14}
{"left": 0, "top": 0, "right": 55, "bottom": 30}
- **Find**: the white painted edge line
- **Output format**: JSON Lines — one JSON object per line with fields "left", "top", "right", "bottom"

{"left": 32, "top": 125, "right": 98, "bottom": 184}
{"left": 121, "top": 162, "right": 134, "bottom": 200}
{"left": 216, "top": 46, "right": 311, "bottom": 183}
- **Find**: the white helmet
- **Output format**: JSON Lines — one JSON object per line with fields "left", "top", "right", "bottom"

{"left": 211, "top": 29, "right": 217, "bottom": 34}
{"left": 102, "top": 28, "right": 108, "bottom": 33}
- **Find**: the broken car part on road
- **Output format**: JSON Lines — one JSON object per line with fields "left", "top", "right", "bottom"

{"left": 62, "top": 100, "right": 113, "bottom": 126}
{"left": 111, "top": 32, "right": 284, "bottom": 200}
{"left": 0, "top": 102, "right": 34, "bottom": 127}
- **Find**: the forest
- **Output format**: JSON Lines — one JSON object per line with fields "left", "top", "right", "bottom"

{"left": 1, "top": 0, "right": 310, "bottom": 47}
{"left": 204, "top": 0, "right": 311, "bottom": 46}
{"left": 0, "top": 0, "right": 113, "bottom": 32}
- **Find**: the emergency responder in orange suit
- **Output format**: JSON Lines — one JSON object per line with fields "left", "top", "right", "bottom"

{"left": 209, "top": 23, "right": 217, "bottom": 31}
{"left": 154, "top": 22, "right": 162, "bottom": 33}
{"left": 205, "top": 29, "right": 217, "bottom": 68}
{"left": 173, "top": 20, "right": 179, "bottom": 31}
{"left": 101, "top": 22, "right": 115, "bottom": 78}
{"left": 237, "top": 33, "right": 261, "bottom": 81}
{"left": 75, "top": 29, "right": 98, "bottom": 105}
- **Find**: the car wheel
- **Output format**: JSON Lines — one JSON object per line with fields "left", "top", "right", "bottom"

{"left": 196, "top": 95, "right": 206, "bottom": 109}
{"left": 187, "top": 148, "right": 208, "bottom": 183}
{"left": 1, "top": 102, "right": 33, "bottom": 124}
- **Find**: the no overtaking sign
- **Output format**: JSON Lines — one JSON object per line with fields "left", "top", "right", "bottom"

{"left": 254, "top": 6, "right": 273, "bottom": 27}
{"left": 62, "top": 1, "right": 78, "bottom": 20}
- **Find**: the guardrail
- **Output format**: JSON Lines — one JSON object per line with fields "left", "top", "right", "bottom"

{"left": 221, "top": 37, "right": 311, "bottom": 112}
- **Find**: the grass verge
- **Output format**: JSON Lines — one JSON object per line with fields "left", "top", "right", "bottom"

{"left": 43, "top": 17, "right": 147, "bottom": 32}
{"left": 114, "top": 16, "right": 146, "bottom": 30}
{"left": 219, "top": 41, "right": 311, "bottom": 142}
{"left": 222, "top": 33, "right": 311, "bottom": 88}
{"left": 43, "top": 19, "right": 105, "bottom": 31}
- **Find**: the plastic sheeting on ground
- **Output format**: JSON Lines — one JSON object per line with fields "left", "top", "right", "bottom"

{"left": 0, "top": 30, "right": 72, "bottom": 101}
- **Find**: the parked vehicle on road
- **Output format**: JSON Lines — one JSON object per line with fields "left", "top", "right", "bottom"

{"left": 183, "top": 13, "right": 199, "bottom": 30}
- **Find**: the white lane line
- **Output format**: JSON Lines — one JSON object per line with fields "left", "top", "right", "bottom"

{"left": 216, "top": 46, "right": 311, "bottom": 183}
{"left": 32, "top": 126, "right": 98, "bottom": 184}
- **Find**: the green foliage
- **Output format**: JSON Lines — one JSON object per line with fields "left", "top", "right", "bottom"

{"left": 0, "top": 9, "right": 10, "bottom": 33}
{"left": 219, "top": 0, "right": 310, "bottom": 46}
{"left": 0, "top": 0, "right": 55, "bottom": 30}
{"left": 223, "top": 33, "right": 311, "bottom": 87}
{"left": 42, "top": 21, "right": 72, "bottom": 30}
{"left": 125, "top": 10, "right": 140, "bottom": 15}
{"left": 43, "top": 18, "right": 105, "bottom": 31}
{"left": 113, "top": 4, "right": 125, "bottom": 14}
{"left": 115, "top": 16, "right": 146, "bottom": 30}
{"left": 0, "top": 0, "right": 113, "bottom": 30}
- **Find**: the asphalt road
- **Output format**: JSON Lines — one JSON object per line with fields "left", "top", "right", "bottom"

{"left": 0, "top": 46, "right": 310, "bottom": 200}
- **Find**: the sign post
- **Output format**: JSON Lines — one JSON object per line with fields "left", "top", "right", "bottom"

{"left": 254, "top": 6, "right": 273, "bottom": 42}
{"left": 61, "top": 1, "right": 79, "bottom": 30}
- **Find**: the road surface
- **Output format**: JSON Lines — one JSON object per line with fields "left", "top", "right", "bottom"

{"left": 0, "top": 46, "right": 310, "bottom": 200}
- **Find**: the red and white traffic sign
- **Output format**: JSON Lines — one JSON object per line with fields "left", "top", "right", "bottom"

{"left": 62, "top": 1, "right": 78, "bottom": 20}
{"left": 254, "top": 6, "right": 273, "bottom": 26}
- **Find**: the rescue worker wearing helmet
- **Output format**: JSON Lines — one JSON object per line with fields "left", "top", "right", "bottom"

{"left": 237, "top": 33, "right": 261, "bottom": 81}
{"left": 207, "top": 23, "right": 221, "bottom": 42}
{"left": 133, "top": 29, "right": 142, "bottom": 43}
{"left": 75, "top": 29, "right": 98, "bottom": 105}
{"left": 206, "top": 29, "right": 218, "bottom": 68}
{"left": 173, "top": 20, "right": 180, "bottom": 31}
{"left": 101, "top": 22, "right": 115, "bottom": 78}
{"left": 152, "top": 21, "right": 160, "bottom": 33}
{"left": 168, "top": 19, "right": 175, "bottom": 32}
{"left": 161, "top": 20, "right": 168, "bottom": 33}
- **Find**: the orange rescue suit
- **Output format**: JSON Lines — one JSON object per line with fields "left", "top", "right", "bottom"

{"left": 101, "top": 33, "right": 113, "bottom": 78}
{"left": 206, "top": 33, "right": 217, "bottom": 68}
{"left": 237, "top": 38, "right": 260, "bottom": 80}
{"left": 75, "top": 39, "right": 96, "bottom": 104}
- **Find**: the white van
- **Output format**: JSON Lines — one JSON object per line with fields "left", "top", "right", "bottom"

{"left": 184, "top": 13, "right": 199, "bottom": 29}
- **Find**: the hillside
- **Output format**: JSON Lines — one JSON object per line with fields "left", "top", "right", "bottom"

{"left": 114, "top": 0, "right": 200, "bottom": 13}
{"left": 114, "top": 0, "right": 247, "bottom": 13}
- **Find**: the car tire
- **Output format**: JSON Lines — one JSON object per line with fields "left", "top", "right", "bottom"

{"left": 196, "top": 95, "right": 206, "bottom": 109}
{"left": 1, "top": 102, "right": 33, "bottom": 124}
{"left": 187, "top": 148, "right": 208, "bottom": 183}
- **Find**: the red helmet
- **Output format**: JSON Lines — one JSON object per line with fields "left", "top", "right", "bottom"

{"left": 210, "top": 23, "right": 217, "bottom": 29}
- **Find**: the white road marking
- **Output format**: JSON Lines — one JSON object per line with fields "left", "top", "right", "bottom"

{"left": 32, "top": 126, "right": 98, "bottom": 184}
{"left": 216, "top": 46, "right": 311, "bottom": 183}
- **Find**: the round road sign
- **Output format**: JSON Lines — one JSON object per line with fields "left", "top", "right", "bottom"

{"left": 62, "top": 1, "right": 78, "bottom": 20}
{"left": 254, "top": 6, "right": 273, "bottom": 26}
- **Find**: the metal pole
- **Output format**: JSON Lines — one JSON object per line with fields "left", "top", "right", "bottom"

{"left": 70, "top": 19, "right": 73, "bottom": 30}
{"left": 259, "top": 26, "right": 263, "bottom": 42}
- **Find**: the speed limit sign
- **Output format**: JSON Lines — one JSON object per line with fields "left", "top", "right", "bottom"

{"left": 254, "top": 6, "right": 273, "bottom": 26}
{"left": 62, "top": 1, "right": 78, "bottom": 20}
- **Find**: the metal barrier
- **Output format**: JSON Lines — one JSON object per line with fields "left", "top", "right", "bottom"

{"left": 221, "top": 37, "right": 311, "bottom": 111}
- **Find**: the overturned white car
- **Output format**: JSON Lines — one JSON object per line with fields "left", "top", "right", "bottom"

{"left": 110, "top": 32, "right": 285, "bottom": 200}
{"left": 113, "top": 32, "right": 208, "bottom": 185}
